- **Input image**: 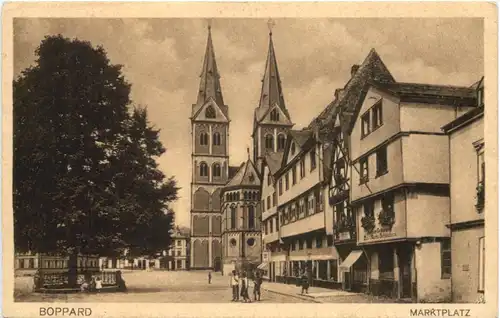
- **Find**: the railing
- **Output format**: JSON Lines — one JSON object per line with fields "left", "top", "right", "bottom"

{"left": 34, "top": 269, "right": 119, "bottom": 290}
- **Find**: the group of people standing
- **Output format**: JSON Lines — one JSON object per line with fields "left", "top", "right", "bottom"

{"left": 230, "top": 270, "right": 263, "bottom": 303}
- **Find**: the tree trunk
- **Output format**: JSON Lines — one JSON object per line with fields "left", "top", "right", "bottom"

{"left": 68, "top": 250, "right": 78, "bottom": 288}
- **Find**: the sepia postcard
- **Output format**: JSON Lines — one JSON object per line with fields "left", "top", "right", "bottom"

{"left": 2, "top": 2, "right": 498, "bottom": 318}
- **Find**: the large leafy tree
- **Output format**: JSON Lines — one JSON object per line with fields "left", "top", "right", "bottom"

{"left": 14, "top": 35, "right": 178, "bottom": 285}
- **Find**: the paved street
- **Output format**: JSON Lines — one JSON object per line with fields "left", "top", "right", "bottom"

{"left": 15, "top": 270, "right": 312, "bottom": 303}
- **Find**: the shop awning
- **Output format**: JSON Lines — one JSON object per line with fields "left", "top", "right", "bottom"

{"left": 339, "top": 250, "right": 364, "bottom": 272}
{"left": 257, "top": 262, "right": 268, "bottom": 270}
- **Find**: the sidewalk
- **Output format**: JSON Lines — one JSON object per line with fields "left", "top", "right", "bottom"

{"left": 262, "top": 282, "right": 408, "bottom": 303}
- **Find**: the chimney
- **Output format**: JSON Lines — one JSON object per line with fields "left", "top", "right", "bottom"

{"left": 351, "top": 64, "right": 360, "bottom": 77}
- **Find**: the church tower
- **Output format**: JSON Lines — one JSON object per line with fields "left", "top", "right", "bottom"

{"left": 252, "top": 26, "right": 294, "bottom": 172}
{"left": 190, "top": 26, "right": 228, "bottom": 270}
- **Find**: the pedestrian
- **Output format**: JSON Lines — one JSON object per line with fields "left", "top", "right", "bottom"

{"left": 253, "top": 272, "right": 262, "bottom": 301}
{"left": 95, "top": 276, "right": 103, "bottom": 293}
{"left": 300, "top": 270, "right": 309, "bottom": 295}
{"left": 230, "top": 270, "right": 239, "bottom": 301}
{"left": 240, "top": 272, "right": 251, "bottom": 303}
{"left": 208, "top": 271, "right": 212, "bottom": 284}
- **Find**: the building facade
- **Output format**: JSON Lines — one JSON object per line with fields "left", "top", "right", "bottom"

{"left": 167, "top": 226, "right": 190, "bottom": 270}
{"left": 220, "top": 158, "right": 262, "bottom": 274}
{"left": 190, "top": 26, "right": 231, "bottom": 270}
{"left": 350, "top": 81, "right": 476, "bottom": 302}
{"left": 442, "top": 78, "right": 485, "bottom": 303}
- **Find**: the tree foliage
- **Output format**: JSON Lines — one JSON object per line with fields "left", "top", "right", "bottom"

{"left": 14, "top": 35, "right": 178, "bottom": 259}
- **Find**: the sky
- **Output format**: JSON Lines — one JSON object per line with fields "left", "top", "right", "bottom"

{"left": 14, "top": 18, "right": 483, "bottom": 227}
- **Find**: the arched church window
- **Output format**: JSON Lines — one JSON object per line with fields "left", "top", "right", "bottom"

{"left": 230, "top": 207, "right": 236, "bottom": 229}
{"left": 200, "top": 162, "right": 208, "bottom": 177}
{"left": 213, "top": 163, "right": 221, "bottom": 178}
{"left": 248, "top": 206, "right": 255, "bottom": 229}
{"left": 244, "top": 191, "right": 248, "bottom": 200}
{"left": 265, "top": 135, "right": 274, "bottom": 150}
{"left": 270, "top": 109, "right": 279, "bottom": 121}
{"left": 205, "top": 106, "right": 216, "bottom": 119}
{"left": 200, "top": 132, "right": 208, "bottom": 146}
{"left": 213, "top": 132, "right": 221, "bottom": 146}
{"left": 277, "top": 134, "right": 286, "bottom": 151}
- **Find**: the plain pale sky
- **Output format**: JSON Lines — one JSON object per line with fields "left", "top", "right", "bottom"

{"left": 14, "top": 18, "right": 483, "bottom": 227}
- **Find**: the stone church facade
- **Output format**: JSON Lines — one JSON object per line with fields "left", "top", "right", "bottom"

{"left": 190, "top": 26, "right": 293, "bottom": 271}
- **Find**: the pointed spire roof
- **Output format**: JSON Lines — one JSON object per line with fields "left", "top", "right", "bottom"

{"left": 193, "top": 26, "right": 227, "bottom": 117}
{"left": 255, "top": 31, "right": 290, "bottom": 123}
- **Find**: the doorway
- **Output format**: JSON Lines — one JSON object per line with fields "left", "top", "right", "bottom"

{"left": 213, "top": 257, "right": 221, "bottom": 272}
{"left": 398, "top": 245, "right": 413, "bottom": 299}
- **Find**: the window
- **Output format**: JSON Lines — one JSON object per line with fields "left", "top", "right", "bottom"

{"left": 177, "top": 240, "right": 181, "bottom": 246}
{"left": 300, "top": 158, "right": 306, "bottom": 178}
{"left": 272, "top": 192, "right": 277, "bottom": 207}
{"left": 316, "top": 236, "right": 323, "bottom": 248}
{"left": 205, "top": 105, "right": 216, "bottom": 118}
{"left": 364, "top": 201, "right": 374, "bottom": 217}
{"left": 306, "top": 238, "right": 313, "bottom": 249}
{"left": 230, "top": 207, "right": 236, "bottom": 229}
{"left": 177, "top": 260, "right": 182, "bottom": 269}
{"left": 298, "top": 239, "right": 303, "bottom": 250}
{"left": 360, "top": 157, "right": 368, "bottom": 184}
{"left": 248, "top": 206, "right": 255, "bottom": 229}
{"left": 441, "top": 239, "right": 452, "bottom": 278}
{"left": 361, "top": 112, "right": 371, "bottom": 137}
{"left": 382, "top": 192, "right": 395, "bottom": 218}
{"left": 310, "top": 151, "right": 317, "bottom": 171}
{"left": 304, "top": 196, "right": 309, "bottom": 216}
{"left": 479, "top": 237, "right": 485, "bottom": 292}
{"left": 177, "top": 250, "right": 181, "bottom": 256}
{"left": 270, "top": 108, "right": 280, "bottom": 121}
{"left": 213, "top": 163, "right": 221, "bottom": 178}
{"left": 230, "top": 238, "right": 237, "bottom": 246}
{"left": 285, "top": 173, "right": 290, "bottom": 190}
{"left": 372, "top": 101, "right": 383, "bottom": 129}
{"left": 279, "top": 179, "right": 283, "bottom": 195}
{"left": 291, "top": 241, "right": 296, "bottom": 251}
{"left": 267, "top": 174, "right": 272, "bottom": 186}
{"left": 292, "top": 165, "right": 297, "bottom": 185}
{"left": 278, "top": 134, "right": 286, "bottom": 150}
{"left": 213, "top": 132, "right": 221, "bottom": 146}
{"left": 329, "top": 259, "right": 338, "bottom": 282}
{"left": 200, "top": 162, "right": 209, "bottom": 177}
{"left": 291, "top": 143, "right": 296, "bottom": 155}
{"left": 475, "top": 141, "right": 485, "bottom": 211}
{"left": 376, "top": 146, "right": 388, "bottom": 176}
{"left": 267, "top": 196, "right": 271, "bottom": 210}
{"left": 247, "top": 238, "right": 255, "bottom": 246}
{"left": 265, "top": 135, "right": 274, "bottom": 150}
{"left": 200, "top": 132, "right": 208, "bottom": 145}
{"left": 319, "top": 191, "right": 324, "bottom": 211}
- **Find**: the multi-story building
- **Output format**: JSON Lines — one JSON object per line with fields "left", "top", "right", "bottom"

{"left": 221, "top": 158, "right": 262, "bottom": 274}
{"left": 442, "top": 77, "right": 485, "bottom": 303}
{"left": 350, "top": 80, "right": 477, "bottom": 302}
{"left": 190, "top": 26, "right": 239, "bottom": 270}
{"left": 167, "top": 226, "right": 190, "bottom": 270}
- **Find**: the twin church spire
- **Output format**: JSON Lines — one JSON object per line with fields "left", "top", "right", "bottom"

{"left": 195, "top": 23, "right": 289, "bottom": 122}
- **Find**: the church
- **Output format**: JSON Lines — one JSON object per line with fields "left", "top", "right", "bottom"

{"left": 189, "top": 23, "right": 293, "bottom": 272}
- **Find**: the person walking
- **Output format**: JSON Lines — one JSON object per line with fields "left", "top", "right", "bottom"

{"left": 208, "top": 271, "right": 212, "bottom": 284}
{"left": 240, "top": 272, "right": 251, "bottom": 303}
{"left": 300, "top": 270, "right": 309, "bottom": 295}
{"left": 230, "top": 270, "right": 239, "bottom": 301}
{"left": 253, "top": 272, "right": 262, "bottom": 301}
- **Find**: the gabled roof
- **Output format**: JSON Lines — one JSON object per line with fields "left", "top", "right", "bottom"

{"left": 308, "top": 48, "right": 396, "bottom": 132}
{"left": 192, "top": 26, "right": 228, "bottom": 118}
{"left": 370, "top": 82, "right": 477, "bottom": 105}
{"left": 224, "top": 159, "right": 261, "bottom": 188}
{"left": 264, "top": 151, "right": 284, "bottom": 176}
{"left": 280, "top": 129, "right": 315, "bottom": 166}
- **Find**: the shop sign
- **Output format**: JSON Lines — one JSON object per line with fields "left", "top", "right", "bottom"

{"left": 337, "top": 231, "right": 351, "bottom": 241}
{"left": 363, "top": 227, "right": 397, "bottom": 241}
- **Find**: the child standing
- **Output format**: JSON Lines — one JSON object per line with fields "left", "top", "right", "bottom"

{"left": 240, "top": 272, "right": 251, "bottom": 303}
{"left": 95, "top": 276, "right": 103, "bottom": 293}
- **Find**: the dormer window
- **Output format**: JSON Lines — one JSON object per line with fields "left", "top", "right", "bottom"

{"left": 270, "top": 109, "right": 280, "bottom": 121}
{"left": 277, "top": 134, "right": 286, "bottom": 151}
{"left": 205, "top": 105, "right": 216, "bottom": 119}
